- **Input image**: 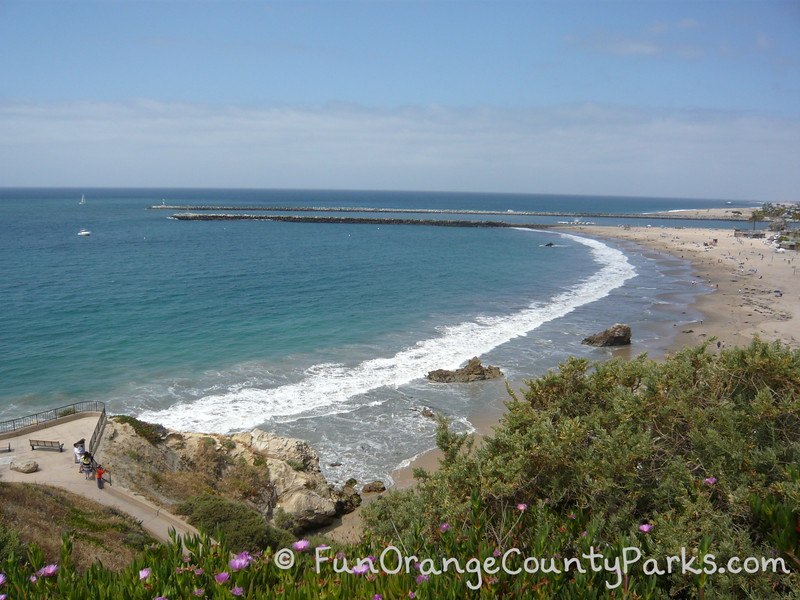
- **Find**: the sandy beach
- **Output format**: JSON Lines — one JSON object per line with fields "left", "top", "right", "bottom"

{"left": 647, "top": 207, "right": 756, "bottom": 220}
{"left": 573, "top": 225, "right": 798, "bottom": 350}
{"left": 324, "top": 223, "right": 798, "bottom": 544}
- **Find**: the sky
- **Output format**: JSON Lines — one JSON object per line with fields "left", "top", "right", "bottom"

{"left": 0, "top": 0, "right": 798, "bottom": 201}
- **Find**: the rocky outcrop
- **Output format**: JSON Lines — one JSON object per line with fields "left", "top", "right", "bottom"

{"left": 427, "top": 357, "right": 503, "bottom": 383}
{"left": 582, "top": 324, "right": 632, "bottom": 347}
{"left": 10, "top": 459, "right": 38, "bottom": 474}
{"left": 361, "top": 480, "right": 386, "bottom": 494}
{"left": 97, "top": 419, "right": 360, "bottom": 531}
{"left": 232, "top": 429, "right": 360, "bottom": 528}
{"left": 334, "top": 480, "right": 362, "bottom": 513}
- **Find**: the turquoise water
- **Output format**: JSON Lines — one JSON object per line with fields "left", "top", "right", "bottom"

{"left": 0, "top": 188, "right": 751, "bottom": 483}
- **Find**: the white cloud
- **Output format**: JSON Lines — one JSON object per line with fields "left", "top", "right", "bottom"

{"left": 0, "top": 101, "right": 797, "bottom": 201}
{"left": 577, "top": 18, "right": 709, "bottom": 61}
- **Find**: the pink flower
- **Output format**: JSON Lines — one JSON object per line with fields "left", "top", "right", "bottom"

{"left": 373, "top": 595, "right": 383, "bottom": 600}
{"left": 580, "top": 530, "right": 588, "bottom": 537}
{"left": 439, "top": 523, "right": 450, "bottom": 532}
{"left": 292, "top": 539, "right": 311, "bottom": 552}
{"left": 517, "top": 503, "right": 527, "bottom": 512}
{"left": 193, "top": 589, "right": 204, "bottom": 597}
{"left": 415, "top": 574, "right": 429, "bottom": 584}
{"left": 492, "top": 548, "right": 501, "bottom": 557}
{"left": 408, "top": 593, "right": 416, "bottom": 599}
{"left": 231, "top": 587, "right": 244, "bottom": 597}
{"left": 352, "top": 563, "right": 370, "bottom": 575}
{"left": 638, "top": 523, "right": 653, "bottom": 533}
{"left": 229, "top": 555, "right": 250, "bottom": 572}
{"left": 568, "top": 513, "right": 576, "bottom": 520}
{"left": 37, "top": 564, "right": 58, "bottom": 578}
{"left": 214, "top": 572, "right": 230, "bottom": 584}
{"left": 704, "top": 477, "right": 717, "bottom": 485}
{"left": 139, "top": 567, "right": 152, "bottom": 580}
{"left": 194, "top": 568, "right": 204, "bottom": 576}
{"left": 0, "top": 573, "right": 5, "bottom": 587}
{"left": 30, "top": 575, "right": 37, "bottom": 583}
{"left": 0, "top": 594, "right": 6, "bottom": 600}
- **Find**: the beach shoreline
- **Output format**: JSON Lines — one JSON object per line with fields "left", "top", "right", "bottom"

{"left": 324, "top": 223, "right": 798, "bottom": 543}
{"left": 574, "top": 225, "right": 797, "bottom": 350}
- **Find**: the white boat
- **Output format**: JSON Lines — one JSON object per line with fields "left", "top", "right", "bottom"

{"left": 79, "top": 194, "right": 86, "bottom": 205}
{"left": 78, "top": 229, "right": 91, "bottom": 236}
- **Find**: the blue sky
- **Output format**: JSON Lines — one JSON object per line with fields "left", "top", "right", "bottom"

{"left": 1, "top": 1, "right": 798, "bottom": 200}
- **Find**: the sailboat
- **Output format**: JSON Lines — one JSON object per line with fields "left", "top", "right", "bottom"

{"left": 77, "top": 194, "right": 90, "bottom": 234}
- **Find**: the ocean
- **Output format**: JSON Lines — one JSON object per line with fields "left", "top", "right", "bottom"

{"left": 0, "top": 188, "right": 755, "bottom": 485}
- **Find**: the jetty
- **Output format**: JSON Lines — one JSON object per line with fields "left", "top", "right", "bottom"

{"left": 151, "top": 204, "right": 751, "bottom": 221}
{"left": 168, "top": 213, "right": 554, "bottom": 229}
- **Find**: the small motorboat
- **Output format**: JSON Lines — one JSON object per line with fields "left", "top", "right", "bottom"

{"left": 78, "top": 229, "right": 91, "bottom": 236}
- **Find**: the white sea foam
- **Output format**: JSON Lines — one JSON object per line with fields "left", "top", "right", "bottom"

{"left": 138, "top": 231, "right": 636, "bottom": 433}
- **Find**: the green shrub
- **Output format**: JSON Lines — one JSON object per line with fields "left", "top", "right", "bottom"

{"left": 285, "top": 458, "right": 306, "bottom": 472}
{"left": 113, "top": 416, "right": 167, "bottom": 445}
{"left": 271, "top": 508, "right": 300, "bottom": 535}
{"left": 218, "top": 460, "right": 272, "bottom": 503}
{"left": 176, "top": 494, "right": 292, "bottom": 552}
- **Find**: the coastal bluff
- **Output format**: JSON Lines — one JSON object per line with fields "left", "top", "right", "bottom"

{"left": 97, "top": 418, "right": 360, "bottom": 530}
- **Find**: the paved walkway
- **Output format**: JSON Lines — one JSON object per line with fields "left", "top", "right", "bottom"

{"left": 0, "top": 414, "right": 199, "bottom": 544}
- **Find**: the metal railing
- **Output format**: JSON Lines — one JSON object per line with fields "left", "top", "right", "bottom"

{"left": 88, "top": 405, "right": 107, "bottom": 454}
{"left": 0, "top": 401, "right": 106, "bottom": 435}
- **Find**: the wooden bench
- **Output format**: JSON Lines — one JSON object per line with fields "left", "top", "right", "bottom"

{"left": 0, "top": 442, "right": 10, "bottom": 452}
{"left": 29, "top": 439, "right": 64, "bottom": 452}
